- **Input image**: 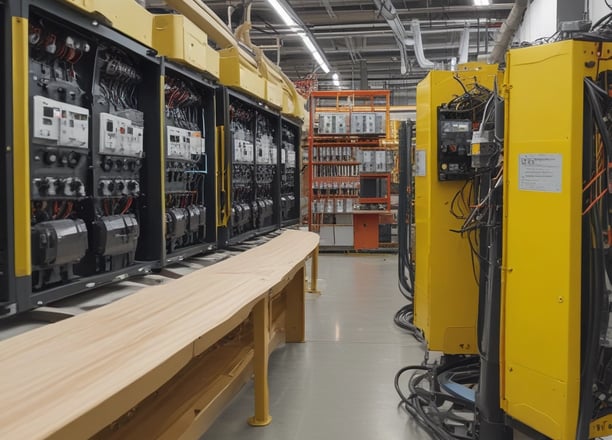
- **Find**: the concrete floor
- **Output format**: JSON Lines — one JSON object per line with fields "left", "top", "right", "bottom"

{"left": 204, "top": 254, "right": 431, "bottom": 440}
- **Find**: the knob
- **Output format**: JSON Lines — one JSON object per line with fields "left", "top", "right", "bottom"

{"left": 37, "top": 178, "right": 50, "bottom": 195}
{"left": 102, "top": 157, "right": 113, "bottom": 171}
{"left": 67, "top": 152, "right": 80, "bottom": 168}
{"left": 54, "top": 178, "right": 65, "bottom": 195}
{"left": 127, "top": 181, "right": 136, "bottom": 191}
{"left": 70, "top": 180, "right": 82, "bottom": 192}
{"left": 43, "top": 152, "right": 57, "bottom": 165}
{"left": 107, "top": 181, "right": 115, "bottom": 192}
{"left": 118, "top": 181, "right": 125, "bottom": 191}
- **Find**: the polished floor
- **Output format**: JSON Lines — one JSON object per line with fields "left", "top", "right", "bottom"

{"left": 203, "top": 254, "right": 431, "bottom": 440}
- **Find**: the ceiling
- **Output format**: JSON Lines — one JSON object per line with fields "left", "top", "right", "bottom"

{"left": 150, "top": 1, "right": 515, "bottom": 103}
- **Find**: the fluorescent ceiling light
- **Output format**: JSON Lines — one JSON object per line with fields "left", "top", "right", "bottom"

{"left": 266, "top": 0, "right": 330, "bottom": 73}
{"left": 267, "top": 0, "right": 297, "bottom": 26}
{"left": 474, "top": 0, "right": 491, "bottom": 5}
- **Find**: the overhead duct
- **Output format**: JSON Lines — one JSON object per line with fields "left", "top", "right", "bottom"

{"left": 373, "top": 0, "right": 409, "bottom": 74}
{"left": 410, "top": 19, "right": 435, "bottom": 69}
{"left": 488, "top": 0, "right": 529, "bottom": 64}
{"left": 458, "top": 24, "right": 470, "bottom": 64}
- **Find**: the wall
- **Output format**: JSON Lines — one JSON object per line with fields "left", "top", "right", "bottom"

{"left": 517, "top": 0, "right": 558, "bottom": 43}
{"left": 590, "top": 0, "right": 611, "bottom": 23}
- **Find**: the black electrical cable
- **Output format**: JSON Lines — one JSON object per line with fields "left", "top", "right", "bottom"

{"left": 575, "top": 83, "right": 611, "bottom": 440}
{"left": 395, "top": 357, "right": 480, "bottom": 440}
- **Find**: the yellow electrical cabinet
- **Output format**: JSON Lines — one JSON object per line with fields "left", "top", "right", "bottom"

{"left": 414, "top": 63, "right": 499, "bottom": 354}
{"left": 61, "top": 0, "right": 153, "bottom": 48}
{"left": 151, "top": 14, "right": 220, "bottom": 79}
{"left": 501, "top": 40, "right": 612, "bottom": 440}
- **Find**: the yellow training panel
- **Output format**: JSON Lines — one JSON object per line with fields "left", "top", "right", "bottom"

{"left": 414, "top": 64, "right": 498, "bottom": 354}
{"left": 501, "top": 40, "right": 607, "bottom": 439}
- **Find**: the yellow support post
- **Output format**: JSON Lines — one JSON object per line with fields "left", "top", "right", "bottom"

{"left": 248, "top": 295, "right": 272, "bottom": 427}
{"left": 307, "top": 246, "right": 321, "bottom": 294}
{"left": 285, "top": 266, "right": 305, "bottom": 343}
{"left": 12, "top": 16, "right": 31, "bottom": 278}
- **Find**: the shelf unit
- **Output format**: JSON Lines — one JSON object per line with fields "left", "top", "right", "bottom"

{"left": 308, "top": 90, "right": 392, "bottom": 249}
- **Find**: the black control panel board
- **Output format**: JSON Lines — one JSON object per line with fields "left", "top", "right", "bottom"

{"left": 437, "top": 115, "right": 472, "bottom": 181}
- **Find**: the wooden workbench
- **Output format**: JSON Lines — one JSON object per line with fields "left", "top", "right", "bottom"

{"left": 0, "top": 230, "right": 320, "bottom": 439}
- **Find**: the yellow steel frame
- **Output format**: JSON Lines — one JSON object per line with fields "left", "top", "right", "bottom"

{"left": 12, "top": 16, "right": 30, "bottom": 278}
{"left": 414, "top": 63, "right": 499, "bottom": 354}
{"left": 501, "top": 40, "right": 612, "bottom": 439}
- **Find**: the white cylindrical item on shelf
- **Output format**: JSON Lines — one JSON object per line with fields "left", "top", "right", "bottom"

{"left": 345, "top": 198, "right": 353, "bottom": 213}
{"left": 336, "top": 199, "right": 344, "bottom": 213}
{"left": 326, "top": 199, "right": 334, "bottom": 213}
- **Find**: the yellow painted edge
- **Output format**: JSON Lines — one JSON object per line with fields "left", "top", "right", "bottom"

{"left": 216, "top": 126, "right": 229, "bottom": 227}
{"left": 12, "top": 17, "right": 31, "bottom": 277}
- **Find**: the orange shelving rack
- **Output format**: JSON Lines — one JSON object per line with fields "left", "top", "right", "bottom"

{"left": 307, "top": 90, "right": 392, "bottom": 250}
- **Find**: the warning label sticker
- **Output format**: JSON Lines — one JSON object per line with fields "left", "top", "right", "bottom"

{"left": 518, "top": 153, "right": 562, "bottom": 193}
{"left": 415, "top": 150, "right": 426, "bottom": 177}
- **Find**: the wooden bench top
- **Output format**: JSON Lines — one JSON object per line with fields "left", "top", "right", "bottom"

{"left": 0, "top": 230, "right": 319, "bottom": 440}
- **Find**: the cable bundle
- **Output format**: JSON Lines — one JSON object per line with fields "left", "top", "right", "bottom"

{"left": 395, "top": 357, "right": 480, "bottom": 440}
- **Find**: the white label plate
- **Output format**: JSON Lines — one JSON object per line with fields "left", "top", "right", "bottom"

{"left": 518, "top": 153, "right": 562, "bottom": 193}
{"left": 415, "top": 150, "right": 426, "bottom": 177}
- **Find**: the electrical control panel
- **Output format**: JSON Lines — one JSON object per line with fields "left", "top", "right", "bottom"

{"left": 254, "top": 112, "right": 277, "bottom": 230}
{"left": 25, "top": 7, "right": 161, "bottom": 295}
{"left": 163, "top": 71, "right": 211, "bottom": 256}
{"left": 32, "top": 96, "right": 89, "bottom": 148}
{"left": 28, "top": 13, "right": 93, "bottom": 290}
{"left": 437, "top": 118, "right": 473, "bottom": 181}
{"left": 318, "top": 113, "right": 347, "bottom": 134}
{"left": 351, "top": 112, "right": 385, "bottom": 134}
{"left": 227, "top": 96, "right": 279, "bottom": 237}
{"left": 167, "top": 126, "right": 192, "bottom": 160}
{"left": 281, "top": 121, "right": 299, "bottom": 222}
{"left": 99, "top": 112, "right": 144, "bottom": 157}
{"left": 229, "top": 99, "right": 256, "bottom": 237}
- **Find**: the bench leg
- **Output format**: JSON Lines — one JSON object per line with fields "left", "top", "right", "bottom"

{"left": 248, "top": 295, "right": 272, "bottom": 427}
{"left": 286, "top": 266, "right": 305, "bottom": 343}
{"left": 307, "top": 245, "right": 321, "bottom": 294}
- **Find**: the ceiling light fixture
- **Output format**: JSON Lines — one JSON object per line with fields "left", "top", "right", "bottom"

{"left": 332, "top": 73, "right": 340, "bottom": 87}
{"left": 265, "top": 0, "right": 331, "bottom": 73}
{"left": 474, "top": 0, "right": 491, "bottom": 5}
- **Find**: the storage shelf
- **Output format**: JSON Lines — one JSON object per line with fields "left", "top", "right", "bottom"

{"left": 312, "top": 194, "right": 359, "bottom": 198}
{"left": 360, "top": 172, "right": 391, "bottom": 177}
{"left": 312, "top": 176, "right": 360, "bottom": 182}
{"left": 310, "top": 141, "right": 381, "bottom": 147}
{"left": 308, "top": 89, "right": 392, "bottom": 249}
{"left": 311, "top": 161, "right": 361, "bottom": 165}
{"left": 359, "top": 197, "right": 388, "bottom": 203}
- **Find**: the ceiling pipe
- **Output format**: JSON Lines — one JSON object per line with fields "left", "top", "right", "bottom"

{"left": 227, "top": 5, "right": 234, "bottom": 30}
{"left": 309, "top": 19, "right": 503, "bottom": 32}
{"left": 409, "top": 19, "right": 435, "bottom": 69}
{"left": 488, "top": 0, "right": 529, "bottom": 64}
{"left": 373, "top": 0, "right": 409, "bottom": 74}
{"left": 458, "top": 24, "right": 470, "bottom": 64}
